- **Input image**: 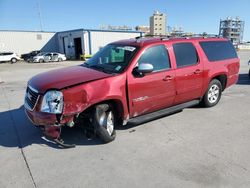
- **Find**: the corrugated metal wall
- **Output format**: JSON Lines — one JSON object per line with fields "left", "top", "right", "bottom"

{"left": 0, "top": 31, "right": 58, "bottom": 55}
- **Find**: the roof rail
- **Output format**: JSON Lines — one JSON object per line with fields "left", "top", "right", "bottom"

{"left": 135, "top": 35, "right": 169, "bottom": 40}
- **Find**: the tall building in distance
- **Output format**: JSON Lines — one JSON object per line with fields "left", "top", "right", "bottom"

{"left": 219, "top": 17, "right": 244, "bottom": 45}
{"left": 150, "top": 11, "right": 166, "bottom": 36}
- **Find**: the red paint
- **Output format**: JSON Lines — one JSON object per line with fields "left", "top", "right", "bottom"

{"left": 29, "top": 66, "right": 111, "bottom": 94}
{"left": 25, "top": 37, "right": 240, "bottom": 132}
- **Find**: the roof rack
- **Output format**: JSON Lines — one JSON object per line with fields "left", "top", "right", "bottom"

{"left": 135, "top": 34, "right": 223, "bottom": 42}
{"left": 135, "top": 35, "right": 169, "bottom": 40}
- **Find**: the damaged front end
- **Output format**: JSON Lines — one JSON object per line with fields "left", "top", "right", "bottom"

{"left": 24, "top": 86, "right": 83, "bottom": 148}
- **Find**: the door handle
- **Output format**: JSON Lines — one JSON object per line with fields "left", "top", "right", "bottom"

{"left": 194, "top": 69, "right": 202, "bottom": 74}
{"left": 163, "top": 75, "right": 173, "bottom": 81}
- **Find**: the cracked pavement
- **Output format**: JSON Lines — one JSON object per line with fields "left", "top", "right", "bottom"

{"left": 0, "top": 53, "right": 250, "bottom": 188}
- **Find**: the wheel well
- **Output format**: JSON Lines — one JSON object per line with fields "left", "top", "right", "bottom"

{"left": 212, "top": 74, "right": 227, "bottom": 91}
{"left": 80, "top": 99, "right": 124, "bottom": 121}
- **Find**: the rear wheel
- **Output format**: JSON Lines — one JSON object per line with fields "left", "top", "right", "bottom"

{"left": 11, "top": 58, "right": 17, "bottom": 64}
{"left": 92, "top": 103, "right": 116, "bottom": 143}
{"left": 201, "top": 79, "right": 222, "bottom": 107}
{"left": 39, "top": 59, "right": 44, "bottom": 63}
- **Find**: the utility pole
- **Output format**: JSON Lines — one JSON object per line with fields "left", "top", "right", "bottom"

{"left": 37, "top": 1, "right": 43, "bottom": 31}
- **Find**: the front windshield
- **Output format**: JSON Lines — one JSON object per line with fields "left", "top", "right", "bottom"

{"left": 84, "top": 44, "right": 138, "bottom": 74}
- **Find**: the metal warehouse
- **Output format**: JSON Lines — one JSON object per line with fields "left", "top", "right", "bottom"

{"left": 0, "top": 29, "right": 143, "bottom": 59}
{"left": 57, "top": 29, "right": 143, "bottom": 59}
{"left": 0, "top": 30, "right": 58, "bottom": 55}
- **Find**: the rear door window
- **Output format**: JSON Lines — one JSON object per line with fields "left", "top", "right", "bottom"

{"left": 173, "top": 43, "right": 198, "bottom": 68}
{"left": 199, "top": 41, "right": 238, "bottom": 61}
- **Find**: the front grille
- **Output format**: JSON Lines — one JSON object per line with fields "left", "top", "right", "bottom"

{"left": 24, "top": 86, "right": 39, "bottom": 111}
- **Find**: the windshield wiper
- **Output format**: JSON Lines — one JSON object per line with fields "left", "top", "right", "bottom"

{"left": 89, "top": 65, "right": 113, "bottom": 74}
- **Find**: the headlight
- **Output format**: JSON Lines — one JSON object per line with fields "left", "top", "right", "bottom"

{"left": 41, "top": 90, "right": 63, "bottom": 114}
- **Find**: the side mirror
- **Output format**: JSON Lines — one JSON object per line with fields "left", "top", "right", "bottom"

{"left": 132, "top": 63, "right": 153, "bottom": 77}
{"left": 138, "top": 63, "right": 154, "bottom": 74}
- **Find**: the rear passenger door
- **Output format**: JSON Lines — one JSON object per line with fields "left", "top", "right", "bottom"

{"left": 173, "top": 42, "right": 204, "bottom": 104}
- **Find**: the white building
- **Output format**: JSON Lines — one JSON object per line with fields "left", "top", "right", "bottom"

{"left": 0, "top": 29, "right": 143, "bottom": 59}
{"left": 150, "top": 11, "right": 166, "bottom": 36}
{"left": 0, "top": 30, "right": 58, "bottom": 55}
{"left": 57, "top": 29, "right": 143, "bottom": 59}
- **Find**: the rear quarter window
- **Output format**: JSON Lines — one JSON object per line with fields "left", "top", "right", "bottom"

{"left": 199, "top": 41, "right": 238, "bottom": 62}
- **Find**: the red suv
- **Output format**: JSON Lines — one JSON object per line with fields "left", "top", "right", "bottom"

{"left": 24, "top": 37, "right": 239, "bottom": 147}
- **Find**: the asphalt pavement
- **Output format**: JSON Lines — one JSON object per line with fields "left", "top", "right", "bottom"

{"left": 0, "top": 53, "right": 250, "bottom": 188}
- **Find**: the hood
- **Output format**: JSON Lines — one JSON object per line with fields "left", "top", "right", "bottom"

{"left": 29, "top": 65, "right": 111, "bottom": 93}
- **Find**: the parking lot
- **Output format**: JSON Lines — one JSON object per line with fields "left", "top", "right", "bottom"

{"left": 0, "top": 52, "right": 250, "bottom": 188}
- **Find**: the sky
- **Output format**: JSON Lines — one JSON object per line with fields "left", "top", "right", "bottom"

{"left": 0, "top": 0, "right": 249, "bottom": 41}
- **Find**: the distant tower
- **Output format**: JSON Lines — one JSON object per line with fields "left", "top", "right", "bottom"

{"left": 150, "top": 11, "right": 166, "bottom": 36}
{"left": 219, "top": 17, "right": 244, "bottom": 45}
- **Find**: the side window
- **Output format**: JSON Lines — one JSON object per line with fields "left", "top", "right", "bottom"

{"left": 3, "top": 53, "right": 12, "bottom": 55}
{"left": 199, "top": 41, "right": 238, "bottom": 62}
{"left": 138, "top": 45, "right": 170, "bottom": 71}
{"left": 173, "top": 43, "right": 198, "bottom": 68}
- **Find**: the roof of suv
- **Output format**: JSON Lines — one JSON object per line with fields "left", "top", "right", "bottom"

{"left": 111, "top": 36, "right": 229, "bottom": 47}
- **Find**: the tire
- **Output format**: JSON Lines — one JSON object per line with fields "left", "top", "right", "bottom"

{"left": 11, "top": 58, "right": 17, "bottom": 64}
{"left": 58, "top": 58, "right": 63, "bottom": 62}
{"left": 248, "top": 69, "right": 250, "bottom": 79}
{"left": 92, "top": 103, "right": 116, "bottom": 143}
{"left": 39, "top": 59, "right": 44, "bottom": 63}
{"left": 201, "top": 79, "right": 222, "bottom": 107}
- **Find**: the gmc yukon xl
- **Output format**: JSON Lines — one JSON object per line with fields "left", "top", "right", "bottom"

{"left": 24, "top": 37, "right": 239, "bottom": 147}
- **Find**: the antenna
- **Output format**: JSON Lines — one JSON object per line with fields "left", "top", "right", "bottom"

{"left": 37, "top": 1, "right": 43, "bottom": 31}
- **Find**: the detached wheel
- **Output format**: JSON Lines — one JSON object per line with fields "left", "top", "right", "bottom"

{"left": 93, "top": 104, "right": 116, "bottom": 143}
{"left": 202, "top": 79, "right": 222, "bottom": 107}
{"left": 11, "top": 58, "right": 17, "bottom": 64}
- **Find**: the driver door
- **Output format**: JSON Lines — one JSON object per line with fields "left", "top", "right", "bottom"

{"left": 127, "top": 45, "right": 176, "bottom": 117}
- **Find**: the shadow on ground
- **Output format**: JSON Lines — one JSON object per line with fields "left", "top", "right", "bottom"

{"left": 0, "top": 105, "right": 184, "bottom": 149}
{"left": 0, "top": 106, "right": 104, "bottom": 149}
{"left": 237, "top": 73, "right": 250, "bottom": 85}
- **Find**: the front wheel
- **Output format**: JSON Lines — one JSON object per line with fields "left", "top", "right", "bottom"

{"left": 201, "top": 79, "right": 222, "bottom": 107}
{"left": 11, "top": 58, "right": 17, "bottom": 64}
{"left": 93, "top": 104, "right": 116, "bottom": 143}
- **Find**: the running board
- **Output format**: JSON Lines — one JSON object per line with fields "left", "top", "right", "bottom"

{"left": 128, "top": 100, "right": 200, "bottom": 124}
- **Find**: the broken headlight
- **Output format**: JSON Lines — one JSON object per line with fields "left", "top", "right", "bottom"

{"left": 41, "top": 90, "right": 63, "bottom": 114}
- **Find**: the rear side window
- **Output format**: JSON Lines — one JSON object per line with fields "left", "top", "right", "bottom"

{"left": 199, "top": 41, "right": 238, "bottom": 62}
{"left": 138, "top": 45, "right": 170, "bottom": 71}
{"left": 173, "top": 43, "right": 198, "bottom": 68}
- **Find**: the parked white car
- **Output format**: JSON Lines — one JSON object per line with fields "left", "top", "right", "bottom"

{"left": 0, "top": 52, "right": 21, "bottom": 63}
{"left": 33, "top": 52, "right": 66, "bottom": 63}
